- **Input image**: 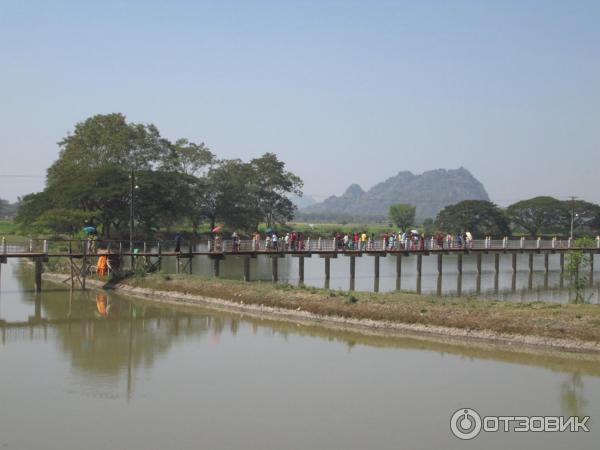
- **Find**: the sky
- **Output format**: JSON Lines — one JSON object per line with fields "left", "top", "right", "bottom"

{"left": 0, "top": 0, "right": 599, "bottom": 205}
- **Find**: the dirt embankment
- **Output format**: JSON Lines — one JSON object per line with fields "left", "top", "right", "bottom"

{"left": 42, "top": 271, "right": 600, "bottom": 354}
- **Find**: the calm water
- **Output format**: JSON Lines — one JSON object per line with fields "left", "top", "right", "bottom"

{"left": 1, "top": 260, "right": 600, "bottom": 450}
{"left": 160, "top": 252, "right": 600, "bottom": 303}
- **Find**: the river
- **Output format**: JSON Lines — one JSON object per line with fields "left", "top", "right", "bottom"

{"left": 1, "top": 259, "right": 599, "bottom": 449}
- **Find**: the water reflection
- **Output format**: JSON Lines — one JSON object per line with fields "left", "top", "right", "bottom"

{"left": 2, "top": 261, "right": 600, "bottom": 450}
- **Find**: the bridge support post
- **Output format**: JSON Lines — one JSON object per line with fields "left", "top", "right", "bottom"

{"left": 512, "top": 253, "right": 517, "bottom": 273}
{"left": 395, "top": 255, "right": 401, "bottom": 290}
{"left": 590, "top": 254, "right": 594, "bottom": 285}
{"left": 271, "top": 256, "right": 278, "bottom": 282}
{"left": 82, "top": 240, "right": 87, "bottom": 291}
{"left": 476, "top": 254, "right": 482, "bottom": 275}
{"left": 243, "top": 256, "right": 250, "bottom": 282}
{"left": 437, "top": 254, "right": 443, "bottom": 275}
{"left": 157, "top": 242, "right": 162, "bottom": 272}
{"left": 374, "top": 255, "right": 380, "bottom": 279}
{"left": 350, "top": 256, "right": 356, "bottom": 281}
{"left": 68, "top": 241, "right": 74, "bottom": 289}
{"left": 560, "top": 253, "right": 565, "bottom": 273}
{"left": 544, "top": 253, "right": 549, "bottom": 273}
{"left": 528, "top": 253, "right": 534, "bottom": 272}
{"left": 416, "top": 254, "right": 422, "bottom": 294}
{"left": 457, "top": 253, "right": 463, "bottom": 274}
{"left": 212, "top": 258, "right": 220, "bottom": 277}
{"left": 298, "top": 256, "right": 304, "bottom": 283}
{"left": 34, "top": 258, "right": 43, "bottom": 293}
{"left": 494, "top": 253, "right": 500, "bottom": 275}
{"left": 324, "top": 257, "right": 331, "bottom": 281}
{"left": 188, "top": 243, "right": 193, "bottom": 275}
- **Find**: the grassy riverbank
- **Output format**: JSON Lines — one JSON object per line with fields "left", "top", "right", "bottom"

{"left": 116, "top": 273, "right": 600, "bottom": 345}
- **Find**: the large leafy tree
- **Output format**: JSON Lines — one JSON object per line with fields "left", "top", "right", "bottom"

{"left": 436, "top": 200, "right": 510, "bottom": 237}
{"left": 567, "top": 200, "right": 600, "bottom": 237}
{"left": 161, "top": 138, "right": 214, "bottom": 176}
{"left": 248, "top": 153, "right": 303, "bottom": 229}
{"left": 506, "top": 196, "right": 569, "bottom": 236}
{"left": 47, "top": 113, "right": 170, "bottom": 185}
{"left": 389, "top": 204, "right": 416, "bottom": 231}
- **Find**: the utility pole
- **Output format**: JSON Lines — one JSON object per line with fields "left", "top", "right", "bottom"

{"left": 130, "top": 168, "right": 135, "bottom": 269}
{"left": 569, "top": 195, "right": 577, "bottom": 240}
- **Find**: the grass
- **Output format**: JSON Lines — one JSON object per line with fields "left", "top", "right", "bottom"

{"left": 0, "top": 219, "right": 31, "bottom": 240}
{"left": 118, "top": 273, "right": 600, "bottom": 344}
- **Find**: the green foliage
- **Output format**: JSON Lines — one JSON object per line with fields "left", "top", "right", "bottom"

{"left": 389, "top": 204, "right": 416, "bottom": 231}
{"left": 34, "top": 208, "right": 91, "bottom": 236}
{"left": 568, "top": 200, "right": 600, "bottom": 237}
{"left": 507, "top": 196, "right": 569, "bottom": 236}
{"left": 565, "top": 237, "right": 595, "bottom": 304}
{"left": 16, "top": 114, "right": 304, "bottom": 238}
{"left": 435, "top": 200, "right": 510, "bottom": 237}
{"left": 47, "top": 113, "right": 169, "bottom": 184}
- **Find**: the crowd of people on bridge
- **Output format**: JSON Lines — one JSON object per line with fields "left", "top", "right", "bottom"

{"left": 211, "top": 229, "right": 477, "bottom": 252}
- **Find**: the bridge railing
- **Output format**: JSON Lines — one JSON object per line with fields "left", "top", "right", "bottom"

{"left": 2, "top": 237, "right": 600, "bottom": 256}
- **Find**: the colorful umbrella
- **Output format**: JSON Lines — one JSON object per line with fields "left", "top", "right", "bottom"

{"left": 212, "top": 226, "right": 222, "bottom": 233}
{"left": 83, "top": 226, "right": 96, "bottom": 234}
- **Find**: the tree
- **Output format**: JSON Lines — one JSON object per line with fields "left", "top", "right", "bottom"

{"left": 389, "top": 204, "right": 416, "bottom": 231}
{"left": 15, "top": 191, "right": 55, "bottom": 229}
{"left": 507, "top": 196, "right": 569, "bottom": 236}
{"left": 248, "top": 153, "right": 303, "bottom": 229}
{"left": 161, "top": 138, "right": 214, "bottom": 176}
{"left": 565, "top": 237, "right": 595, "bottom": 303}
{"left": 47, "top": 113, "right": 170, "bottom": 185}
{"left": 435, "top": 200, "right": 510, "bottom": 237}
{"left": 34, "top": 208, "right": 91, "bottom": 236}
{"left": 567, "top": 200, "right": 600, "bottom": 237}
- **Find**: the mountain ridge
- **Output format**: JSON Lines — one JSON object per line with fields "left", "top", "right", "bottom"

{"left": 300, "top": 167, "right": 489, "bottom": 220}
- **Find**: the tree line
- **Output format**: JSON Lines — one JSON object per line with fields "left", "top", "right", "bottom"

{"left": 389, "top": 198, "right": 600, "bottom": 238}
{"left": 15, "top": 113, "right": 303, "bottom": 238}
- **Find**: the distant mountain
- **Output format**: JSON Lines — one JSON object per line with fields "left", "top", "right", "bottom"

{"left": 290, "top": 194, "right": 318, "bottom": 209}
{"left": 300, "top": 167, "right": 489, "bottom": 221}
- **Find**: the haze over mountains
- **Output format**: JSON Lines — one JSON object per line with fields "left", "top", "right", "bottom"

{"left": 298, "top": 168, "right": 489, "bottom": 221}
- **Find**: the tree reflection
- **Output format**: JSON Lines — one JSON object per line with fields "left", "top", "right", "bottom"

{"left": 561, "top": 372, "right": 587, "bottom": 417}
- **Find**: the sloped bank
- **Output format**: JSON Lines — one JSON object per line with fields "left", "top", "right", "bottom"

{"left": 42, "top": 272, "right": 600, "bottom": 354}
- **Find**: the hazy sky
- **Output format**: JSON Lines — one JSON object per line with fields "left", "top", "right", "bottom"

{"left": 1, "top": 0, "right": 599, "bottom": 205}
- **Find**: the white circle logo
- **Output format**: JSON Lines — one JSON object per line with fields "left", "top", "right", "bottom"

{"left": 450, "top": 408, "right": 482, "bottom": 440}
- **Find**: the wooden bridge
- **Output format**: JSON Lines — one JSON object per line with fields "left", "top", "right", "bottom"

{"left": 1, "top": 237, "right": 599, "bottom": 292}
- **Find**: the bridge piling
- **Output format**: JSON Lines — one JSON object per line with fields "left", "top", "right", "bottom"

{"left": 476, "top": 254, "right": 482, "bottom": 275}
{"left": 528, "top": 253, "right": 534, "bottom": 272}
{"left": 298, "top": 256, "right": 304, "bottom": 283}
{"left": 34, "top": 258, "right": 42, "bottom": 293}
{"left": 374, "top": 255, "right": 380, "bottom": 279}
{"left": 437, "top": 254, "right": 443, "bottom": 275}
{"left": 395, "top": 255, "right": 401, "bottom": 290}
{"left": 494, "top": 253, "right": 500, "bottom": 275}
{"left": 457, "top": 253, "right": 463, "bottom": 274}
{"left": 544, "top": 253, "right": 549, "bottom": 273}
{"left": 350, "top": 256, "right": 356, "bottom": 281}
{"left": 243, "top": 256, "right": 250, "bottom": 282}
{"left": 512, "top": 253, "right": 517, "bottom": 273}
{"left": 212, "top": 258, "right": 220, "bottom": 277}
{"left": 271, "top": 256, "right": 278, "bottom": 282}
{"left": 560, "top": 253, "right": 565, "bottom": 273}
{"left": 324, "top": 257, "right": 331, "bottom": 281}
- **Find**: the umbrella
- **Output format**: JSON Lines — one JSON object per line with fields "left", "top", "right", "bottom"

{"left": 212, "top": 226, "right": 222, "bottom": 233}
{"left": 266, "top": 227, "right": 273, "bottom": 234}
{"left": 410, "top": 229, "right": 419, "bottom": 235}
{"left": 83, "top": 226, "right": 96, "bottom": 234}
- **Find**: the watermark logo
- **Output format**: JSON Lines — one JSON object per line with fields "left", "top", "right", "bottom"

{"left": 450, "top": 408, "right": 482, "bottom": 440}
{"left": 450, "top": 408, "right": 590, "bottom": 440}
